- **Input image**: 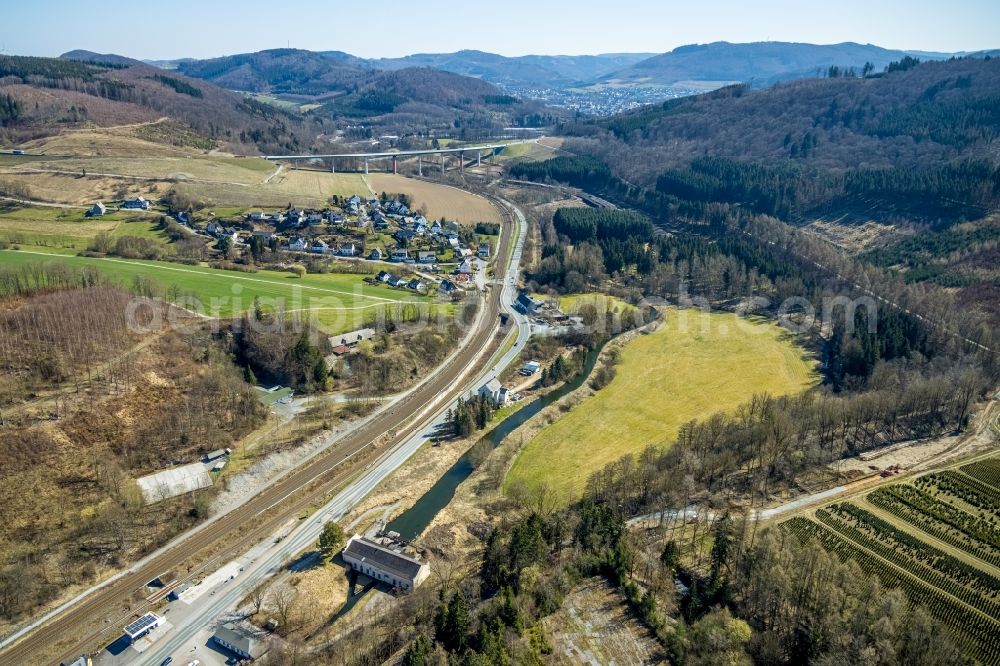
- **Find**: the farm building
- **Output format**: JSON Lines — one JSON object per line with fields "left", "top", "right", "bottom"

{"left": 136, "top": 462, "right": 213, "bottom": 504}
{"left": 520, "top": 360, "right": 541, "bottom": 376}
{"left": 342, "top": 535, "right": 430, "bottom": 591}
{"left": 515, "top": 293, "right": 543, "bottom": 314}
{"left": 87, "top": 202, "right": 106, "bottom": 217}
{"left": 212, "top": 624, "right": 265, "bottom": 660}
{"left": 332, "top": 327, "right": 376, "bottom": 347}
{"left": 121, "top": 196, "right": 151, "bottom": 210}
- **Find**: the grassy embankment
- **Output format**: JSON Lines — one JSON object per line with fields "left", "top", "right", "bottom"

{"left": 505, "top": 309, "right": 819, "bottom": 502}
{"left": 0, "top": 250, "right": 434, "bottom": 333}
{"left": 0, "top": 205, "right": 166, "bottom": 254}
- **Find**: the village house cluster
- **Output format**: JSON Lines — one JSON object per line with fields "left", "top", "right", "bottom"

{"left": 156, "top": 193, "right": 497, "bottom": 299}
{"left": 198, "top": 194, "right": 493, "bottom": 267}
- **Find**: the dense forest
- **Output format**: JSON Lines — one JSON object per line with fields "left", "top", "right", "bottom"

{"left": 0, "top": 52, "right": 321, "bottom": 153}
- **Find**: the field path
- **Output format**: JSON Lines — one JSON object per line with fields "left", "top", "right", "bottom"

{"left": 263, "top": 163, "right": 283, "bottom": 184}
{"left": 0, "top": 195, "right": 84, "bottom": 209}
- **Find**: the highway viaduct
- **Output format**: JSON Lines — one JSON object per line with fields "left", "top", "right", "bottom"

{"left": 264, "top": 141, "right": 523, "bottom": 175}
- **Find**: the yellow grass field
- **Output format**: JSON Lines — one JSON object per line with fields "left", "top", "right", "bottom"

{"left": 23, "top": 155, "right": 274, "bottom": 183}
{"left": 0, "top": 172, "right": 166, "bottom": 206}
{"left": 558, "top": 293, "right": 637, "bottom": 318}
{"left": 22, "top": 124, "right": 202, "bottom": 157}
{"left": 505, "top": 309, "right": 820, "bottom": 502}
{"left": 365, "top": 174, "right": 501, "bottom": 225}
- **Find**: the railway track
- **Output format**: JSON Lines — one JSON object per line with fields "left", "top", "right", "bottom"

{"left": 0, "top": 201, "right": 518, "bottom": 666}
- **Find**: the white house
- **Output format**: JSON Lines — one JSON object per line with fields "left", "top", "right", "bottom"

{"left": 342, "top": 535, "right": 430, "bottom": 591}
{"left": 390, "top": 249, "right": 409, "bottom": 262}
{"left": 418, "top": 251, "right": 436, "bottom": 263}
{"left": 478, "top": 379, "right": 509, "bottom": 406}
{"left": 87, "top": 201, "right": 107, "bottom": 217}
{"left": 478, "top": 242, "right": 491, "bottom": 259}
{"left": 339, "top": 243, "right": 356, "bottom": 257}
{"left": 311, "top": 240, "right": 329, "bottom": 254}
{"left": 287, "top": 237, "right": 307, "bottom": 252}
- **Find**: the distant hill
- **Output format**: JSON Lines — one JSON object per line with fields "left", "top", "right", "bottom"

{"left": 176, "top": 48, "right": 368, "bottom": 95}
{"left": 173, "top": 48, "right": 656, "bottom": 92}
{"left": 364, "top": 50, "right": 656, "bottom": 88}
{"left": 173, "top": 49, "right": 564, "bottom": 137}
{"left": 0, "top": 51, "right": 325, "bottom": 154}
{"left": 599, "top": 41, "right": 953, "bottom": 87}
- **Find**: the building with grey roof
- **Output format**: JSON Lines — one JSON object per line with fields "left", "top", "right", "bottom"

{"left": 342, "top": 535, "right": 430, "bottom": 591}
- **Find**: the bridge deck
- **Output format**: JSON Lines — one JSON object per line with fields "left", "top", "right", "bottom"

{"left": 264, "top": 142, "right": 522, "bottom": 161}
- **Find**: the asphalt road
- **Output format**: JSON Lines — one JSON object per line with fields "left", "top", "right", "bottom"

{"left": 137, "top": 194, "right": 532, "bottom": 666}
{"left": 0, "top": 196, "right": 529, "bottom": 666}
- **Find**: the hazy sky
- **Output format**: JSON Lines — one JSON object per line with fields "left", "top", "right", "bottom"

{"left": 3, "top": 0, "right": 998, "bottom": 60}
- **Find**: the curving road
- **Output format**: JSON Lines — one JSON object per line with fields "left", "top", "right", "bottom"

{"left": 0, "top": 195, "right": 531, "bottom": 666}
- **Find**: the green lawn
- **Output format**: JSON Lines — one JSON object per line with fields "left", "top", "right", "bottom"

{"left": 504, "top": 309, "right": 820, "bottom": 503}
{"left": 0, "top": 205, "right": 167, "bottom": 255}
{"left": 0, "top": 250, "right": 430, "bottom": 333}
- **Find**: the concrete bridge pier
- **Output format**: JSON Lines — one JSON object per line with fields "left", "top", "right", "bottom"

{"left": 440, "top": 153, "right": 445, "bottom": 173}
{"left": 459, "top": 151, "right": 465, "bottom": 172}
{"left": 330, "top": 158, "right": 336, "bottom": 173}
{"left": 418, "top": 155, "right": 422, "bottom": 176}
{"left": 392, "top": 157, "right": 398, "bottom": 174}
{"left": 293, "top": 159, "right": 298, "bottom": 170}
{"left": 364, "top": 158, "right": 369, "bottom": 175}
{"left": 476, "top": 151, "right": 481, "bottom": 167}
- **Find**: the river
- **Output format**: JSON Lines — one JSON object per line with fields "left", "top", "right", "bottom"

{"left": 385, "top": 346, "right": 602, "bottom": 540}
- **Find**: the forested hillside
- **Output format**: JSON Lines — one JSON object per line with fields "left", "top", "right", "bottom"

{"left": 564, "top": 57, "right": 1000, "bottom": 189}
{"left": 519, "top": 57, "right": 1000, "bottom": 324}
{"left": 175, "top": 49, "right": 562, "bottom": 138}
{"left": 176, "top": 48, "right": 369, "bottom": 95}
{"left": 0, "top": 52, "right": 325, "bottom": 153}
